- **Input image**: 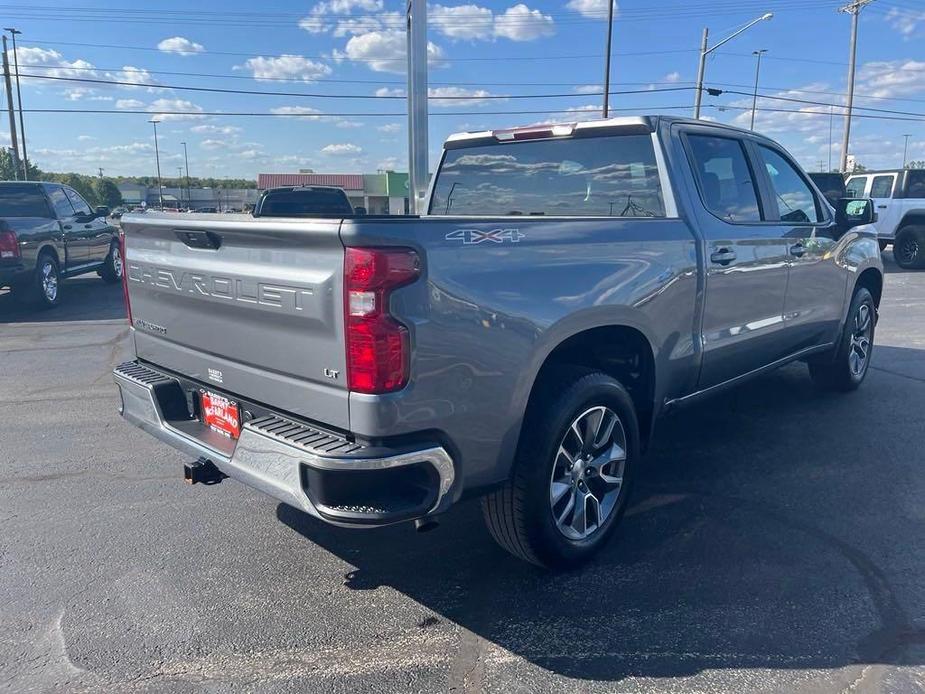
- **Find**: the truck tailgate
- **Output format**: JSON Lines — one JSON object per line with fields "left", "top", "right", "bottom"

{"left": 121, "top": 213, "right": 349, "bottom": 430}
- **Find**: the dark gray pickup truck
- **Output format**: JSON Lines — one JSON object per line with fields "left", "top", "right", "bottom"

{"left": 114, "top": 116, "right": 883, "bottom": 568}
{"left": 0, "top": 181, "right": 122, "bottom": 308}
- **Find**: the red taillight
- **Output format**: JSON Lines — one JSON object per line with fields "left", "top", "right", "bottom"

{"left": 0, "top": 229, "right": 19, "bottom": 259}
{"left": 344, "top": 247, "right": 420, "bottom": 394}
{"left": 119, "top": 230, "right": 133, "bottom": 326}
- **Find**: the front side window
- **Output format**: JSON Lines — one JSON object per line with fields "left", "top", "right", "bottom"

{"left": 905, "top": 170, "right": 925, "bottom": 199}
{"left": 686, "top": 134, "right": 761, "bottom": 223}
{"left": 758, "top": 145, "right": 821, "bottom": 224}
{"left": 47, "top": 186, "right": 75, "bottom": 218}
{"left": 429, "top": 134, "right": 665, "bottom": 217}
{"left": 845, "top": 176, "right": 867, "bottom": 198}
{"left": 64, "top": 187, "right": 93, "bottom": 216}
{"left": 870, "top": 175, "right": 894, "bottom": 199}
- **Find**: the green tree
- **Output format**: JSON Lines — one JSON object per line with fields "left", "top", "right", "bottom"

{"left": 93, "top": 178, "right": 123, "bottom": 208}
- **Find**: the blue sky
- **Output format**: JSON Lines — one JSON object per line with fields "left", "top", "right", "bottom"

{"left": 6, "top": 0, "right": 925, "bottom": 178}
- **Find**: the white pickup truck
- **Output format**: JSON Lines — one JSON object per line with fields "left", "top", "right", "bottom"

{"left": 845, "top": 168, "right": 925, "bottom": 268}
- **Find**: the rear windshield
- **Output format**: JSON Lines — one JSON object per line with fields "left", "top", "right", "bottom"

{"left": 256, "top": 188, "right": 353, "bottom": 216}
{"left": 430, "top": 134, "right": 665, "bottom": 217}
{"left": 0, "top": 185, "right": 52, "bottom": 218}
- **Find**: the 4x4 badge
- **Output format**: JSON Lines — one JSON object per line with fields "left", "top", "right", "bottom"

{"left": 446, "top": 228, "right": 524, "bottom": 245}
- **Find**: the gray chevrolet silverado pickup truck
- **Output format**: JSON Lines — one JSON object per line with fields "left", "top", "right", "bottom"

{"left": 0, "top": 181, "right": 122, "bottom": 307}
{"left": 114, "top": 116, "right": 883, "bottom": 568}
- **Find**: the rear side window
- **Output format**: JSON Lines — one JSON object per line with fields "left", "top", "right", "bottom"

{"left": 0, "top": 185, "right": 53, "bottom": 217}
{"left": 65, "top": 187, "right": 93, "bottom": 216}
{"left": 429, "top": 134, "right": 665, "bottom": 217}
{"left": 870, "top": 175, "right": 894, "bottom": 199}
{"left": 686, "top": 134, "right": 761, "bottom": 222}
{"left": 845, "top": 176, "right": 867, "bottom": 197}
{"left": 906, "top": 170, "right": 925, "bottom": 199}
{"left": 47, "top": 186, "right": 75, "bottom": 218}
{"left": 758, "top": 145, "right": 822, "bottom": 223}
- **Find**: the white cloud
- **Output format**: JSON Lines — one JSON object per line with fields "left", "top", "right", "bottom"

{"left": 335, "top": 30, "right": 444, "bottom": 73}
{"left": 377, "top": 156, "right": 401, "bottom": 170}
{"left": 157, "top": 36, "right": 205, "bottom": 56}
{"left": 574, "top": 84, "right": 602, "bottom": 94}
{"left": 377, "top": 122, "right": 402, "bottom": 133}
{"left": 108, "top": 66, "right": 158, "bottom": 90}
{"left": 149, "top": 98, "right": 205, "bottom": 121}
{"left": 321, "top": 143, "right": 363, "bottom": 155}
{"left": 664, "top": 71, "right": 681, "bottom": 83}
{"left": 885, "top": 8, "right": 925, "bottom": 38}
{"left": 494, "top": 4, "right": 555, "bottom": 41}
{"left": 375, "top": 87, "right": 405, "bottom": 97}
{"left": 190, "top": 124, "right": 243, "bottom": 135}
{"left": 431, "top": 4, "right": 495, "bottom": 40}
{"left": 299, "top": 0, "right": 385, "bottom": 33}
{"left": 565, "top": 0, "right": 614, "bottom": 19}
{"left": 200, "top": 139, "right": 225, "bottom": 150}
{"left": 238, "top": 55, "right": 332, "bottom": 82}
{"left": 115, "top": 98, "right": 145, "bottom": 109}
{"left": 270, "top": 105, "right": 325, "bottom": 118}
{"left": 336, "top": 119, "right": 363, "bottom": 128}
{"left": 77, "top": 135, "right": 96, "bottom": 141}
{"left": 857, "top": 59, "right": 925, "bottom": 99}
{"left": 428, "top": 86, "right": 497, "bottom": 106}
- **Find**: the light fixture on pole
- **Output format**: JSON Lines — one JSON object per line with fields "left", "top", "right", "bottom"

{"left": 602, "top": 0, "right": 615, "bottom": 118}
{"left": 693, "top": 12, "right": 773, "bottom": 120}
{"left": 3, "top": 27, "right": 25, "bottom": 179}
{"left": 749, "top": 49, "right": 767, "bottom": 131}
{"left": 149, "top": 119, "right": 164, "bottom": 209}
{"left": 838, "top": 0, "right": 874, "bottom": 172}
{"left": 180, "top": 141, "right": 190, "bottom": 209}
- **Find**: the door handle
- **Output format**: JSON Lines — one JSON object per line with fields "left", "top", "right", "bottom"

{"left": 789, "top": 243, "right": 805, "bottom": 257}
{"left": 84, "top": 223, "right": 93, "bottom": 229}
{"left": 876, "top": 204, "right": 887, "bottom": 209}
{"left": 710, "top": 248, "right": 737, "bottom": 265}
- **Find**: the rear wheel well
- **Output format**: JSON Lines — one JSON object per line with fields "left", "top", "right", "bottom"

{"left": 856, "top": 267, "right": 883, "bottom": 308}
{"left": 897, "top": 213, "right": 925, "bottom": 231}
{"left": 36, "top": 244, "right": 59, "bottom": 266}
{"left": 526, "top": 326, "right": 656, "bottom": 449}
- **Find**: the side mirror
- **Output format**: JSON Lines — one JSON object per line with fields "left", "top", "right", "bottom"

{"left": 95, "top": 206, "right": 111, "bottom": 218}
{"left": 835, "top": 197, "right": 876, "bottom": 232}
{"left": 354, "top": 206, "right": 367, "bottom": 216}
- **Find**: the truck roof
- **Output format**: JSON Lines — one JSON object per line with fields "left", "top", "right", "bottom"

{"left": 444, "top": 114, "right": 767, "bottom": 148}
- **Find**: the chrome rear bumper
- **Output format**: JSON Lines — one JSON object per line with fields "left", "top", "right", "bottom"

{"left": 113, "top": 361, "right": 455, "bottom": 526}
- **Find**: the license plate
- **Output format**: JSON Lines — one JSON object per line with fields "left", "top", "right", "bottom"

{"left": 200, "top": 390, "right": 241, "bottom": 439}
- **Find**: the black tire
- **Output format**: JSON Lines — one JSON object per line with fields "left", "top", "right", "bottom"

{"left": 482, "top": 370, "right": 639, "bottom": 569}
{"left": 100, "top": 241, "right": 124, "bottom": 284}
{"left": 13, "top": 252, "right": 61, "bottom": 309}
{"left": 878, "top": 239, "right": 889, "bottom": 252}
{"left": 893, "top": 226, "right": 925, "bottom": 270}
{"left": 808, "top": 286, "right": 875, "bottom": 392}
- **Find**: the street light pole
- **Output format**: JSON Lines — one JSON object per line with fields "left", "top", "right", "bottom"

{"left": 180, "top": 141, "right": 190, "bottom": 209}
{"left": 406, "top": 0, "right": 429, "bottom": 215}
{"left": 602, "top": 0, "right": 615, "bottom": 118}
{"left": 839, "top": 0, "right": 873, "bottom": 173}
{"left": 749, "top": 49, "right": 767, "bottom": 131}
{"left": 693, "top": 12, "right": 773, "bottom": 119}
{"left": 902, "top": 134, "right": 911, "bottom": 169}
{"left": 4, "top": 28, "right": 25, "bottom": 179}
{"left": 149, "top": 119, "right": 163, "bottom": 209}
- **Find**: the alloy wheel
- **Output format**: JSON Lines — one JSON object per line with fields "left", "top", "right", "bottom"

{"left": 897, "top": 237, "right": 919, "bottom": 266}
{"left": 849, "top": 302, "right": 873, "bottom": 377}
{"left": 112, "top": 245, "right": 124, "bottom": 278}
{"left": 549, "top": 405, "right": 627, "bottom": 540}
{"left": 41, "top": 261, "right": 58, "bottom": 302}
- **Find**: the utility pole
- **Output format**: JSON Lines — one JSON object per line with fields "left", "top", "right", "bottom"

{"left": 180, "top": 141, "right": 190, "bottom": 209}
{"left": 602, "top": 0, "right": 615, "bottom": 118}
{"left": 839, "top": 0, "right": 874, "bottom": 172}
{"left": 693, "top": 12, "right": 773, "bottom": 119}
{"left": 1, "top": 36, "right": 20, "bottom": 180}
{"left": 902, "top": 134, "right": 911, "bottom": 168}
{"left": 149, "top": 119, "right": 163, "bottom": 209}
{"left": 828, "top": 105, "right": 834, "bottom": 171}
{"left": 4, "top": 28, "right": 25, "bottom": 179}
{"left": 98, "top": 167, "right": 104, "bottom": 179}
{"left": 406, "top": 0, "right": 428, "bottom": 214}
{"left": 749, "top": 49, "right": 767, "bottom": 131}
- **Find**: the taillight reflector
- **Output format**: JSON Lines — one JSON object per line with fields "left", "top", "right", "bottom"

{"left": 344, "top": 247, "right": 420, "bottom": 394}
{"left": 0, "top": 229, "right": 19, "bottom": 259}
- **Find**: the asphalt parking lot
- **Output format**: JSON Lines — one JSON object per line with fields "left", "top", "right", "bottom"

{"left": 1, "top": 257, "right": 924, "bottom": 693}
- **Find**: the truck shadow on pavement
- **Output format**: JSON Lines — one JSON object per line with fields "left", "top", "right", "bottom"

{"left": 0, "top": 277, "right": 126, "bottom": 323}
{"left": 278, "top": 352, "right": 925, "bottom": 682}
